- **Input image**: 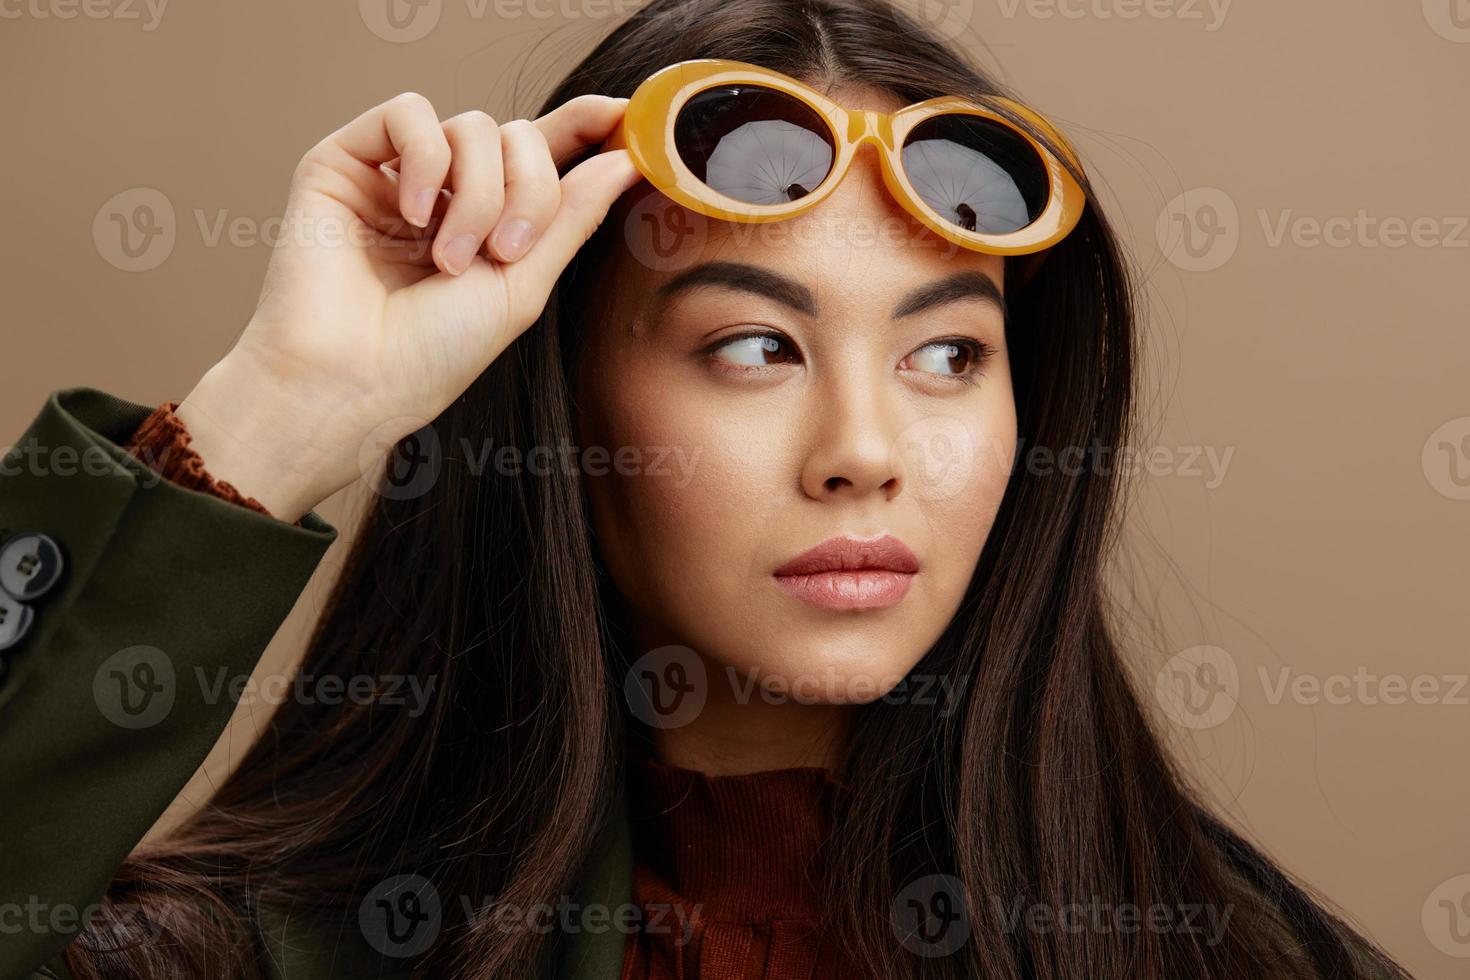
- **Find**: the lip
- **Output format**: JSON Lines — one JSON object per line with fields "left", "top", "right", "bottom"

{"left": 772, "top": 534, "right": 919, "bottom": 611}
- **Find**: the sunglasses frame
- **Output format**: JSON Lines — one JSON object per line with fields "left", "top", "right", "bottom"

{"left": 604, "top": 58, "right": 1088, "bottom": 261}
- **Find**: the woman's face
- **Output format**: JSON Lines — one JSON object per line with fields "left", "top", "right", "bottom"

{"left": 574, "top": 87, "right": 1016, "bottom": 755}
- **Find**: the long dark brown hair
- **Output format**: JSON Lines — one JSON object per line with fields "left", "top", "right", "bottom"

{"left": 68, "top": 0, "right": 1410, "bottom": 977}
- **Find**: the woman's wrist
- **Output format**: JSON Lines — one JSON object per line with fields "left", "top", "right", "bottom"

{"left": 175, "top": 352, "right": 364, "bottom": 523}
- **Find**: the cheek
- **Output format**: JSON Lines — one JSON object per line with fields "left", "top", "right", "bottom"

{"left": 903, "top": 380, "right": 1018, "bottom": 602}
{"left": 578, "top": 368, "right": 794, "bottom": 618}
{"left": 955, "top": 403, "right": 1016, "bottom": 538}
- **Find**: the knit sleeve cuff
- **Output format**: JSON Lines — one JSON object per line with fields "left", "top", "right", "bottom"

{"left": 122, "top": 400, "right": 283, "bottom": 521}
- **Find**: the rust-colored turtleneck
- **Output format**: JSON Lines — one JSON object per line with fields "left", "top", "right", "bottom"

{"left": 122, "top": 402, "right": 862, "bottom": 980}
{"left": 622, "top": 753, "right": 860, "bottom": 980}
{"left": 123, "top": 400, "right": 279, "bottom": 518}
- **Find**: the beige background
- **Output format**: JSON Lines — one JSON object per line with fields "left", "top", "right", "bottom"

{"left": 2, "top": 1, "right": 1466, "bottom": 976}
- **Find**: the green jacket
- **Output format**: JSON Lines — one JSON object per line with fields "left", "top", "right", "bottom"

{"left": 0, "top": 388, "right": 631, "bottom": 980}
{"left": 0, "top": 388, "right": 1405, "bottom": 980}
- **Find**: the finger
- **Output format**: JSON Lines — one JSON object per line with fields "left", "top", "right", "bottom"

{"left": 487, "top": 119, "right": 561, "bottom": 263}
{"left": 431, "top": 110, "right": 505, "bottom": 276}
{"left": 532, "top": 95, "right": 630, "bottom": 168}
{"left": 326, "top": 92, "right": 451, "bottom": 228}
{"left": 379, "top": 94, "right": 625, "bottom": 173}
{"left": 502, "top": 148, "right": 643, "bottom": 316}
{"left": 359, "top": 163, "right": 442, "bottom": 244}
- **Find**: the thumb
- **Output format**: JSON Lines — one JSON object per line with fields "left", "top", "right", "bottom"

{"left": 504, "top": 148, "right": 644, "bottom": 313}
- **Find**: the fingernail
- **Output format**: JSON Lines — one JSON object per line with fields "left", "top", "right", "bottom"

{"left": 441, "top": 234, "right": 479, "bottom": 275}
{"left": 410, "top": 188, "right": 438, "bottom": 227}
{"left": 492, "top": 219, "right": 533, "bottom": 261}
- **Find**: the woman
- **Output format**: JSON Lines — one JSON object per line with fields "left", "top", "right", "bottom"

{"left": 0, "top": 0, "right": 1412, "bottom": 977}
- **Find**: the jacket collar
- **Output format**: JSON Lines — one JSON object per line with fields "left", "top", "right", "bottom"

{"left": 551, "top": 778, "right": 635, "bottom": 980}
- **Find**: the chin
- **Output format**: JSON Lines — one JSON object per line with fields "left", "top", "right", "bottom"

{"left": 709, "top": 639, "right": 931, "bottom": 707}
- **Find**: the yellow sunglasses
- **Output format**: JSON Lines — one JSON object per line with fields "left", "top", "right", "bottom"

{"left": 604, "top": 58, "right": 1087, "bottom": 264}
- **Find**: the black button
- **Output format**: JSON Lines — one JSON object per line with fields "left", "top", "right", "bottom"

{"left": 0, "top": 532, "right": 65, "bottom": 601}
{"left": 0, "top": 591, "right": 33, "bottom": 652}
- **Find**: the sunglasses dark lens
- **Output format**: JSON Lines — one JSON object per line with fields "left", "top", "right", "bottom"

{"left": 901, "top": 114, "right": 1050, "bottom": 234}
{"left": 673, "top": 85, "right": 835, "bottom": 205}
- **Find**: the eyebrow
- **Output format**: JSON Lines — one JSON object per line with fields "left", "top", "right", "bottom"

{"left": 653, "top": 261, "right": 1006, "bottom": 321}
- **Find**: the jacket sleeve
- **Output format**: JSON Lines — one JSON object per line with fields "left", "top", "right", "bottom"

{"left": 0, "top": 386, "right": 338, "bottom": 979}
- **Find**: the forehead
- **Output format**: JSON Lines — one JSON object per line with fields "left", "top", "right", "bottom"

{"left": 819, "top": 82, "right": 909, "bottom": 113}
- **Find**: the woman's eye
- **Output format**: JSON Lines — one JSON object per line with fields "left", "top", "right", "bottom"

{"left": 710, "top": 333, "right": 797, "bottom": 367}
{"left": 901, "top": 339, "right": 989, "bottom": 377}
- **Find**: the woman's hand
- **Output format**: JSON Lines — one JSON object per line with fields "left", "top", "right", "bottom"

{"left": 174, "top": 92, "right": 641, "bottom": 522}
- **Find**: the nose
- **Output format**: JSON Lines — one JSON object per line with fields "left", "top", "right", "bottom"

{"left": 798, "top": 371, "right": 904, "bottom": 502}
